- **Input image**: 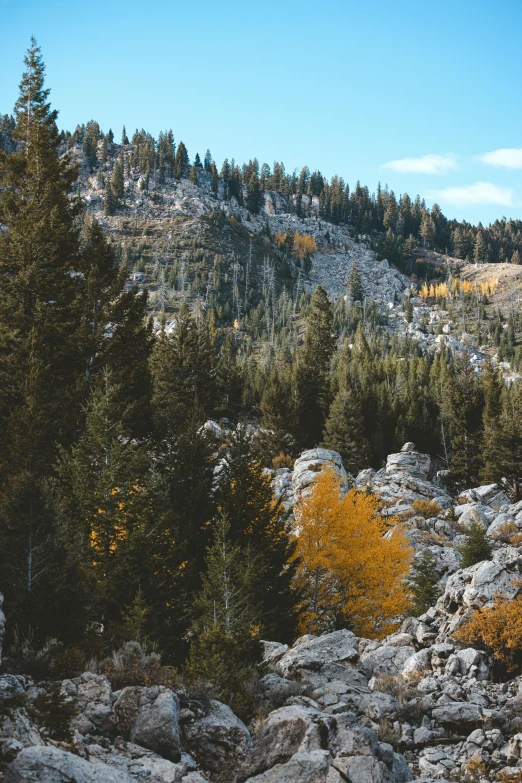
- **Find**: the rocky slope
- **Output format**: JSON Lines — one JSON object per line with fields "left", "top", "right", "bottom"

{"left": 3, "top": 444, "right": 522, "bottom": 782}
{"left": 78, "top": 144, "right": 409, "bottom": 313}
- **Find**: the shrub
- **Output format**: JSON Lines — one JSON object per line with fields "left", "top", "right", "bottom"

{"left": 410, "top": 499, "right": 442, "bottom": 518}
{"left": 0, "top": 691, "right": 27, "bottom": 718}
{"left": 453, "top": 593, "right": 522, "bottom": 672}
{"left": 373, "top": 673, "right": 423, "bottom": 723}
{"left": 378, "top": 716, "right": 400, "bottom": 749}
{"left": 410, "top": 549, "right": 441, "bottom": 616}
{"left": 99, "top": 642, "right": 178, "bottom": 690}
{"left": 30, "top": 683, "right": 78, "bottom": 741}
{"left": 460, "top": 753, "right": 489, "bottom": 783}
{"left": 272, "top": 453, "right": 294, "bottom": 470}
{"left": 491, "top": 521, "right": 522, "bottom": 547}
{"left": 459, "top": 520, "right": 492, "bottom": 569}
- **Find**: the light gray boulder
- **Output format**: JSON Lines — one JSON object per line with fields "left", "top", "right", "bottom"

{"left": 182, "top": 699, "right": 253, "bottom": 780}
{"left": 440, "top": 548, "right": 522, "bottom": 616}
{"left": 113, "top": 685, "right": 181, "bottom": 761}
{"left": 432, "top": 702, "right": 484, "bottom": 728}
{"left": 292, "top": 449, "right": 348, "bottom": 502}
{"left": 360, "top": 644, "right": 416, "bottom": 678}
{"left": 385, "top": 443, "right": 431, "bottom": 480}
{"left": 243, "top": 750, "right": 331, "bottom": 782}
{"left": 458, "top": 504, "right": 497, "bottom": 529}
{"left": 459, "top": 485, "right": 511, "bottom": 510}
{"left": 276, "top": 631, "right": 359, "bottom": 677}
{"left": 74, "top": 672, "right": 116, "bottom": 736}
{"left": 4, "top": 745, "right": 134, "bottom": 783}
{"left": 240, "top": 705, "right": 334, "bottom": 779}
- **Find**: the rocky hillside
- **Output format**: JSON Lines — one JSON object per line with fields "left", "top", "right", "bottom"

{"left": 3, "top": 443, "right": 522, "bottom": 783}
{"left": 76, "top": 143, "right": 521, "bottom": 383}
{"left": 77, "top": 141, "right": 409, "bottom": 317}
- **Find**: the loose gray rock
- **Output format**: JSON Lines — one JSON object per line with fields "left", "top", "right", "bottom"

{"left": 182, "top": 699, "right": 253, "bottom": 780}
{"left": 113, "top": 685, "right": 181, "bottom": 761}
{"left": 276, "top": 630, "right": 359, "bottom": 677}
{"left": 4, "top": 745, "right": 134, "bottom": 783}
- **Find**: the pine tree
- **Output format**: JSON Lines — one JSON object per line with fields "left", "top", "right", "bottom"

{"left": 210, "top": 161, "right": 219, "bottom": 197}
{"left": 246, "top": 172, "right": 262, "bottom": 214}
{"left": 104, "top": 182, "right": 117, "bottom": 215}
{"left": 121, "top": 125, "right": 129, "bottom": 145}
{"left": 174, "top": 141, "right": 189, "bottom": 178}
{"left": 405, "top": 296, "right": 414, "bottom": 323}
{"left": 111, "top": 158, "right": 125, "bottom": 202}
{"left": 204, "top": 149, "right": 212, "bottom": 170}
{"left": 57, "top": 370, "right": 151, "bottom": 633}
{"left": 0, "top": 38, "right": 86, "bottom": 476}
{"left": 322, "top": 385, "right": 368, "bottom": 474}
{"left": 217, "top": 426, "right": 298, "bottom": 642}
{"left": 474, "top": 230, "right": 488, "bottom": 264}
{"left": 0, "top": 471, "right": 87, "bottom": 646}
{"left": 189, "top": 165, "right": 198, "bottom": 185}
{"left": 215, "top": 333, "right": 243, "bottom": 417}
{"left": 183, "top": 515, "right": 261, "bottom": 720}
{"left": 347, "top": 260, "right": 364, "bottom": 303}
{"left": 293, "top": 285, "right": 335, "bottom": 446}
{"left": 150, "top": 305, "right": 214, "bottom": 435}
{"left": 194, "top": 152, "right": 203, "bottom": 168}
{"left": 480, "top": 361, "right": 508, "bottom": 484}
{"left": 459, "top": 520, "right": 493, "bottom": 569}
{"left": 410, "top": 549, "right": 441, "bottom": 616}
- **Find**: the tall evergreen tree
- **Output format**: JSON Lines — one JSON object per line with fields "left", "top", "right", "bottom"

{"left": 0, "top": 38, "right": 85, "bottom": 476}
{"left": 293, "top": 285, "right": 335, "bottom": 446}
{"left": 217, "top": 426, "right": 298, "bottom": 642}
{"left": 57, "top": 370, "right": 151, "bottom": 635}
{"left": 480, "top": 361, "right": 508, "bottom": 484}
{"left": 410, "top": 549, "right": 441, "bottom": 616}
{"left": 347, "top": 260, "right": 364, "bottom": 303}
{"left": 322, "top": 385, "right": 368, "bottom": 474}
{"left": 183, "top": 514, "right": 261, "bottom": 719}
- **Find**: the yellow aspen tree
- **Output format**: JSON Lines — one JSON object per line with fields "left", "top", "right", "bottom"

{"left": 293, "top": 470, "right": 412, "bottom": 638}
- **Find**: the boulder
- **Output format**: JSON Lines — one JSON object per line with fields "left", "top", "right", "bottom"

{"left": 292, "top": 449, "right": 348, "bottom": 502}
{"left": 4, "top": 745, "right": 133, "bottom": 783}
{"left": 276, "top": 631, "right": 359, "bottom": 677}
{"left": 458, "top": 504, "right": 496, "bottom": 529}
{"left": 432, "top": 702, "right": 484, "bottom": 728}
{"left": 385, "top": 443, "right": 431, "bottom": 480}
{"left": 240, "top": 705, "right": 333, "bottom": 779}
{"left": 243, "top": 750, "right": 330, "bottom": 782}
{"left": 360, "top": 644, "right": 416, "bottom": 678}
{"left": 440, "top": 548, "right": 522, "bottom": 615}
{"left": 74, "top": 672, "right": 116, "bottom": 735}
{"left": 182, "top": 699, "right": 253, "bottom": 780}
{"left": 113, "top": 685, "right": 181, "bottom": 761}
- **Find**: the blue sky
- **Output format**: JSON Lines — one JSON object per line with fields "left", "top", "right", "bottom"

{"left": 2, "top": 0, "right": 522, "bottom": 226}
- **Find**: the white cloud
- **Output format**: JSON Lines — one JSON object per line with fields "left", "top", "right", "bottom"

{"left": 381, "top": 153, "right": 458, "bottom": 175}
{"left": 430, "top": 181, "right": 516, "bottom": 207}
{"left": 477, "top": 148, "right": 522, "bottom": 169}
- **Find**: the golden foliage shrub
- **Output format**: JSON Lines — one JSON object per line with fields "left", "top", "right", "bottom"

{"left": 410, "top": 499, "right": 442, "bottom": 518}
{"left": 272, "top": 453, "right": 294, "bottom": 470}
{"left": 275, "top": 230, "right": 316, "bottom": 258}
{"left": 453, "top": 593, "right": 522, "bottom": 671}
{"left": 293, "top": 470, "right": 412, "bottom": 638}
{"left": 490, "top": 521, "right": 522, "bottom": 546}
{"left": 292, "top": 232, "right": 316, "bottom": 259}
